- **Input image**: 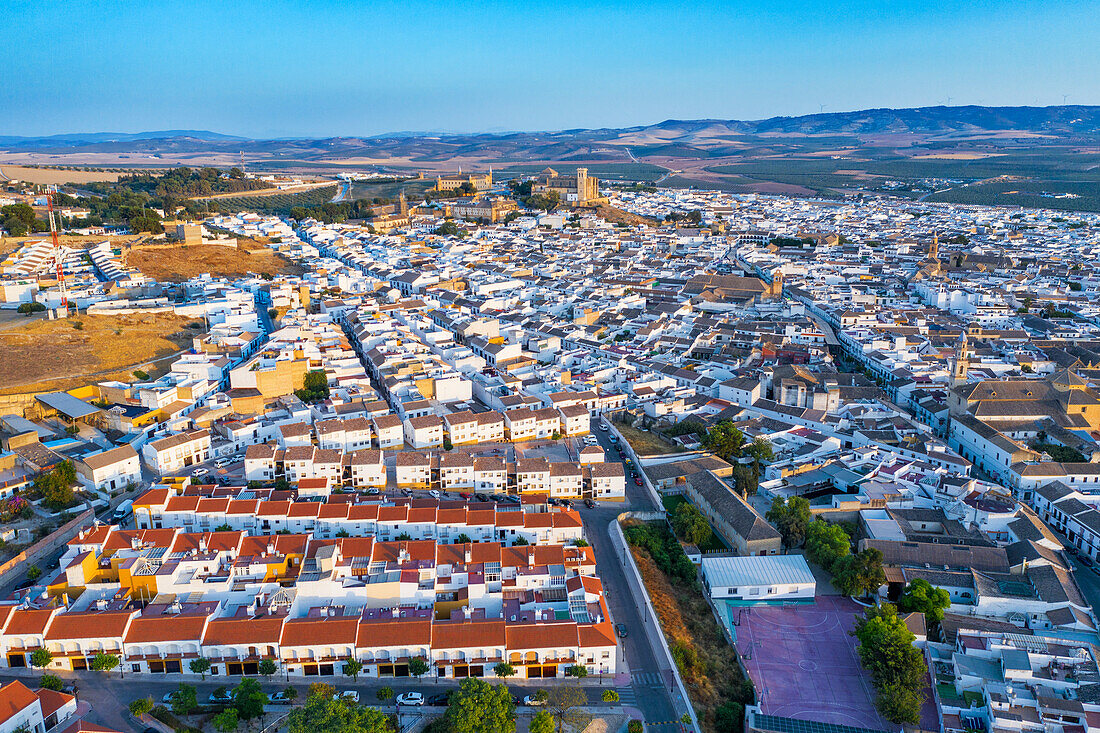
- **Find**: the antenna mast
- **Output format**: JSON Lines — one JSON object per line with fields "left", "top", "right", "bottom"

{"left": 46, "top": 185, "right": 67, "bottom": 311}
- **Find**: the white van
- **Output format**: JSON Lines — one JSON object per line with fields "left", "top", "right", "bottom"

{"left": 112, "top": 499, "right": 134, "bottom": 522}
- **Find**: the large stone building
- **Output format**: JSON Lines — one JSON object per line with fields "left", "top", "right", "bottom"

{"left": 532, "top": 167, "right": 601, "bottom": 205}
{"left": 435, "top": 172, "right": 492, "bottom": 193}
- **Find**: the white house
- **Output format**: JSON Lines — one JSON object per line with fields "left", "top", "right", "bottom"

{"left": 700, "top": 554, "right": 816, "bottom": 603}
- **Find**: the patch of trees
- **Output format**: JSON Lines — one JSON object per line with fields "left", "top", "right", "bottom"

{"left": 701, "top": 420, "right": 772, "bottom": 496}
{"left": 766, "top": 496, "right": 811, "bottom": 549}
{"left": 433, "top": 221, "right": 468, "bottom": 238}
{"left": 33, "top": 461, "right": 77, "bottom": 511}
{"left": 897, "top": 578, "right": 951, "bottom": 627}
{"left": 17, "top": 302, "right": 46, "bottom": 315}
{"left": 852, "top": 603, "right": 928, "bottom": 724}
{"left": 665, "top": 210, "right": 703, "bottom": 224}
{"left": 623, "top": 521, "right": 697, "bottom": 585}
{"left": 771, "top": 236, "right": 816, "bottom": 248}
{"left": 1030, "top": 441, "right": 1086, "bottom": 463}
{"left": 289, "top": 199, "right": 376, "bottom": 223}
{"left": 1, "top": 203, "right": 48, "bottom": 236}
{"left": 93, "top": 167, "right": 269, "bottom": 199}
{"left": 294, "top": 370, "right": 331, "bottom": 403}
{"left": 288, "top": 683, "right": 393, "bottom": 733}
{"left": 507, "top": 180, "right": 559, "bottom": 211}
{"left": 672, "top": 502, "right": 711, "bottom": 547}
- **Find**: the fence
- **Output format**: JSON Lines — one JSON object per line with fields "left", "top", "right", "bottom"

{"left": 0, "top": 508, "right": 95, "bottom": 581}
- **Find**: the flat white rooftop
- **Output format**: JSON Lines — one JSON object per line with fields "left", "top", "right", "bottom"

{"left": 701, "top": 553, "right": 815, "bottom": 588}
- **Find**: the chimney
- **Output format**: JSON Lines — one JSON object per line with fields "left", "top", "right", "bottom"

{"left": 527, "top": 549, "right": 535, "bottom": 568}
{"left": 464, "top": 548, "right": 472, "bottom": 564}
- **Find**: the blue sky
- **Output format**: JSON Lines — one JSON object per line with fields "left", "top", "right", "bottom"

{"left": 3, "top": 0, "right": 1098, "bottom": 138}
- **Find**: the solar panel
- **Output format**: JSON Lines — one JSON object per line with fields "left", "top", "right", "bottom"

{"left": 753, "top": 713, "right": 891, "bottom": 733}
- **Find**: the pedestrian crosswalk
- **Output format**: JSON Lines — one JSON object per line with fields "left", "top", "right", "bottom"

{"left": 617, "top": 687, "right": 637, "bottom": 706}
{"left": 632, "top": 672, "right": 662, "bottom": 686}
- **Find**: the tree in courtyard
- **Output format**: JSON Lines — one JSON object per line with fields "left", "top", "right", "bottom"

{"left": 804, "top": 519, "right": 851, "bottom": 572}
{"left": 444, "top": 677, "right": 516, "bottom": 733}
{"left": 189, "top": 657, "right": 211, "bottom": 680}
{"left": 765, "top": 496, "right": 812, "bottom": 549}
{"left": 703, "top": 420, "right": 746, "bottom": 461}
{"left": 852, "top": 604, "right": 927, "bottom": 725}
{"left": 494, "top": 662, "right": 515, "bottom": 679}
{"left": 672, "top": 502, "right": 711, "bottom": 547}
{"left": 258, "top": 659, "right": 277, "bottom": 677}
{"left": 897, "top": 578, "right": 952, "bottom": 626}
{"left": 832, "top": 547, "right": 886, "bottom": 599}
{"left": 546, "top": 685, "right": 589, "bottom": 733}
{"left": 744, "top": 437, "right": 774, "bottom": 474}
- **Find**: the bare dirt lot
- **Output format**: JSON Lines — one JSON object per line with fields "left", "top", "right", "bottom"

{"left": 0, "top": 312, "right": 201, "bottom": 394}
{"left": 0, "top": 165, "right": 126, "bottom": 184}
{"left": 126, "top": 243, "right": 304, "bottom": 282}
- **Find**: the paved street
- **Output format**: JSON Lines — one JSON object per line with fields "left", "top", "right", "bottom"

{"left": 1, "top": 669, "right": 626, "bottom": 733}
{"left": 579, "top": 422, "right": 682, "bottom": 728}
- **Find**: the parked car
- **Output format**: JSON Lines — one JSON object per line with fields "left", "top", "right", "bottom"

{"left": 428, "top": 490, "right": 441, "bottom": 499}
{"left": 504, "top": 495, "right": 521, "bottom": 504}
{"left": 192, "top": 467, "right": 210, "bottom": 477}
{"left": 208, "top": 690, "right": 233, "bottom": 704}
{"left": 634, "top": 477, "right": 643, "bottom": 486}
{"left": 599, "top": 423, "right": 609, "bottom": 431}
{"left": 475, "top": 493, "right": 489, "bottom": 502}
{"left": 523, "top": 695, "right": 547, "bottom": 707}
{"left": 396, "top": 692, "right": 424, "bottom": 706}
{"left": 459, "top": 492, "right": 472, "bottom": 499}
{"left": 213, "top": 457, "right": 233, "bottom": 469}
{"left": 584, "top": 498, "right": 596, "bottom": 508}
{"left": 1080, "top": 555, "right": 1094, "bottom": 567}
{"left": 615, "top": 623, "right": 628, "bottom": 638}
{"left": 269, "top": 691, "right": 294, "bottom": 703}
{"left": 161, "top": 692, "right": 179, "bottom": 704}
{"left": 426, "top": 693, "right": 451, "bottom": 706}
{"left": 365, "top": 487, "right": 381, "bottom": 495}
{"left": 333, "top": 690, "right": 359, "bottom": 703}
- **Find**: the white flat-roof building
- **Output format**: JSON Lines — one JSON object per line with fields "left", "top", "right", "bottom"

{"left": 700, "top": 554, "right": 816, "bottom": 603}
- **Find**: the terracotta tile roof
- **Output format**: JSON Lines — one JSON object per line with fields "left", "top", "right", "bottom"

{"left": 0, "top": 681, "right": 40, "bottom": 725}
{"left": 45, "top": 611, "right": 134, "bottom": 641}
{"left": 35, "top": 687, "right": 74, "bottom": 719}
{"left": 203, "top": 615, "right": 285, "bottom": 645}
{"left": 5, "top": 608, "right": 57, "bottom": 636}
{"left": 281, "top": 617, "right": 358, "bottom": 647}
{"left": 134, "top": 488, "right": 170, "bottom": 508}
{"left": 433, "top": 619, "right": 506, "bottom": 649}
{"left": 578, "top": 622, "right": 616, "bottom": 648}
{"left": 125, "top": 612, "right": 210, "bottom": 644}
{"left": 505, "top": 621, "right": 578, "bottom": 650}
{"left": 355, "top": 619, "right": 431, "bottom": 647}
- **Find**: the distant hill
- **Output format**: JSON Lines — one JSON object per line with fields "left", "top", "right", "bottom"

{"left": 4, "top": 105, "right": 1100, "bottom": 212}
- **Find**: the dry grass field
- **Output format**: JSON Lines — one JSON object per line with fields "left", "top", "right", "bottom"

{"left": 630, "top": 540, "right": 750, "bottom": 732}
{"left": 0, "top": 165, "right": 126, "bottom": 184}
{"left": 127, "top": 243, "right": 304, "bottom": 282}
{"left": 0, "top": 312, "right": 200, "bottom": 394}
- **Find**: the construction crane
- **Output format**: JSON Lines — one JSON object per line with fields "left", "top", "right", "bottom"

{"left": 45, "top": 184, "right": 67, "bottom": 311}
